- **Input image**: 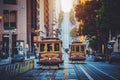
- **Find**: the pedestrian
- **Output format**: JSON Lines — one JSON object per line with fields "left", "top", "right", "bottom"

{"left": 34, "top": 44, "right": 38, "bottom": 59}
{"left": 65, "top": 48, "right": 69, "bottom": 54}
{"left": 86, "top": 50, "right": 89, "bottom": 57}
{"left": 25, "top": 44, "right": 29, "bottom": 59}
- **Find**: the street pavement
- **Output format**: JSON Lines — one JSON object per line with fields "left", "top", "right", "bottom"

{"left": 14, "top": 54, "right": 120, "bottom": 80}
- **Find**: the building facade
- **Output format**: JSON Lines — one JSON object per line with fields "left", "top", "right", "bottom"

{"left": 0, "top": 0, "right": 59, "bottom": 57}
{"left": 0, "top": 0, "right": 27, "bottom": 56}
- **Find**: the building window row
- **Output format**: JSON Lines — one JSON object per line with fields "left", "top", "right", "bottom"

{"left": 3, "top": 0, "right": 17, "bottom": 5}
{"left": 3, "top": 10, "right": 17, "bottom": 30}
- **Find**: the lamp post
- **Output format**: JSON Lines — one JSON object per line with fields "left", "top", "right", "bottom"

{"left": 109, "top": 39, "right": 116, "bottom": 52}
{"left": 0, "top": 16, "right": 2, "bottom": 49}
{"left": 8, "top": 10, "right": 12, "bottom": 63}
{"left": 0, "top": 15, "right": 2, "bottom": 31}
{"left": 0, "top": 16, "right": 2, "bottom": 22}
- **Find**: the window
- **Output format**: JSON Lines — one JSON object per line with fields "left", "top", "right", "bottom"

{"left": 76, "top": 46, "right": 79, "bottom": 52}
{"left": 54, "top": 43, "right": 59, "bottom": 51}
{"left": 2, "top": 34, "right": 9, "bottom": 55}
{"left": 3, "top": 10, "right": 17, "bottom": 30}
{"left": 40, "top": 44, "right": 45, "bottom": 52}
{"left": 3, "top": 0, "right": 17, "bottom": 5}
{"left": 47, "top": 43, "right": 52, "bottom": 52}
{"left": 71, "top": 46, "right": 75, "bottom": 52}
{"left": 81, "top": 45, "right": 85, "bottom": 52}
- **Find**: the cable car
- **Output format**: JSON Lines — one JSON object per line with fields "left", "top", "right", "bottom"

{"left": 69, "top": 41, "right": 86, "bottom": 61}
{"left": 37, "top": 37, "right": 63, "bottom": 67}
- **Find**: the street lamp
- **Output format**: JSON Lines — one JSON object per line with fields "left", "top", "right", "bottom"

{"left": 0, "top": 16, "right": 2, "bottom": 28}
{"left": 0, "top": 16, "right": 2, "bottom": 47}
{"left": 0, "top": 16, "right": 2, "bottom": 21}
{"left": 8, "top": 10, "right": 16, "bottom": 63}
{"left": 8, "top": 10, "right": 12, "bottom": 63}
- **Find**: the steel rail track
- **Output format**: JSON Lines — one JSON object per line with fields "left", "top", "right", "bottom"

{"left": 73, "top": 64, "right": 86, "bottom": 80}
{"left": 46, "top": 70, "right": 57, "bottom": 80}
{"left": 79, "top": 64, "right": 119, "bottom": 80}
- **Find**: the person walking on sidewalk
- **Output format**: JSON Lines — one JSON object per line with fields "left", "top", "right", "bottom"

{"left": 34, "top": 44, "right": 38, "bottom": 59}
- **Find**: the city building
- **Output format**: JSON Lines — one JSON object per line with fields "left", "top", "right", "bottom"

{"left": 0, "top": 0, "right": 59, "bottom": 57}
{"left": 0, "top": 0, "right": 27, "bottom": 56}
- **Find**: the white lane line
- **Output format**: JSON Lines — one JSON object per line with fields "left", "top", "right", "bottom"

{"left": 79, "top": 65, "right": 94, "bottom": 80}
{"left": 88, "top": 63, "right": 119, "bottom": 80}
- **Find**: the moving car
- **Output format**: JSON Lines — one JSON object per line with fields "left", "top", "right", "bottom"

{"left": 94, "top": 53, "right": 106, "bottom": 62}
{"left": 0, "top": 49, "right": 8, "bottom": 59}
{"left": 109, "top": 52, "right": 120, "bottom": 64}
{"left": 11, "top": 54, "right": 24, "bottom": 63}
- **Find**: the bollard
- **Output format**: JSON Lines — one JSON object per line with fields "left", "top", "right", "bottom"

{"left": 30, "top": 60, "right": 34, "bottom": 69}
{"left": 14, "top": 63, "right": 19, "bottom": 76}
{"left": 0, "top": 59, "right": 35, "bottom": 79}
{"left": 20, "top": 62, "right": 25, "bottom": 73}
{"left": 25, "top": 61, "right": 29, "bottom": 71}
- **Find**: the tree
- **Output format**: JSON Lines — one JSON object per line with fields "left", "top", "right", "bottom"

{"left": 58, "top": 10, "right": 64, "bottom": 28}
{"left": 75, "top": 0, "right": 102, "bottom": 52}
{"left": 96, "top": 0, "right": 120, "bottom": 35}
{"left": 75, "top": 0, "right": 102, "bottom": 35}
{"left": 69, "top": 9, "right": 75, "bottom": 25}
{"left": 70, "top": 27, "right": 78, "bottom": 38}
{"left": 88, "top": 36, "right": 98, "bottom": 51}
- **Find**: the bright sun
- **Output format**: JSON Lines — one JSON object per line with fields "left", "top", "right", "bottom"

{"left": 61, "top": 0, "right": 72, "bottom": 12}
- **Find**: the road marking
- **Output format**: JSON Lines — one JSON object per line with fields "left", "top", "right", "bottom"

{"left": 79, "top": 65, "right": 94, "bottom": 80}
{"left": 64, "top": 53, "right": 69, "bottom": 80}
{"left": 89, "top": 63, "right": 119, "bottom": 80}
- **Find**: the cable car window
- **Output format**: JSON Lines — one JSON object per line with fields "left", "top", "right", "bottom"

{"left": 76, "top": 46, "right": 79, "bottom": 52}
{"left": 40, "top": 43, "right": 45, "bottom": 52}
{"left": 81, "top": 45, "right": 84, "bottom": 52}
{"left": 54, "top": 43, "right": 59, "bottom": 51}
{"left": 47, "top": 43, "right": 52, "bottom": 51}
{"left": 71, "top": 46, "right": 75, "bottom": 52}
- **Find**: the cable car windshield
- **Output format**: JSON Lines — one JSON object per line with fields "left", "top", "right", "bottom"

{"left": 81, "top": 45, "right": 85, "bottom": 52}
{"left": 47, "top": 43, "right": 52, "bottom": 52}
{"left": 40, "top": 43, "right": 60, "bottom": 52}
{"left": 40, "top": 43, "right": 45, "bottom": 52}
{"left": 54, "top": 43, "right": 59, "bottom": 51}
{"left": 70, "top": 45, "right": 85, "bottom": 53}
{"left": 76, "top": 46, "right": 79, "bottom": 52}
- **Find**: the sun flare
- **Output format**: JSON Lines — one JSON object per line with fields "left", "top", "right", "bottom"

{"left": 61, "top": 0, "right": 72, "bottom": 12}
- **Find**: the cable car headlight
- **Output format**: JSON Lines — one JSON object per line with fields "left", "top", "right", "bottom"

{"left": 49, "top": 57, "right": 52, "bottom": 60}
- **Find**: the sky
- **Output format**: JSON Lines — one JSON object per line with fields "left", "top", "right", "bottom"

{"left": 61, "top": 0, "right": 72, "bottom": 12}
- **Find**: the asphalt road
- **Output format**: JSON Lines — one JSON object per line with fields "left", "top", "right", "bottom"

{"left": 14, "top": 53, "right": 120, "bottom": 80}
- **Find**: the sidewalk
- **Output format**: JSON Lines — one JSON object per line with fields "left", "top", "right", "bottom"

{"left": 0, "top": 56, "right": 35, "bottom": 66}
{"left": 0, "top": 58, "right": 10, "bottom": 65}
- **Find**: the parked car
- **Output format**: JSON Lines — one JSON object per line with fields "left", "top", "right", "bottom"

{"left": 109, "top": 52, "right": 120, "bottom": 64}
{"left": 0, "top": 49, "right": 8, "bottom": 59}
{"left": 11, "top": 54, "right": 24, "bottom": 63}
{"left": 94, "top": 53, "right": 106, "bottom": 62}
